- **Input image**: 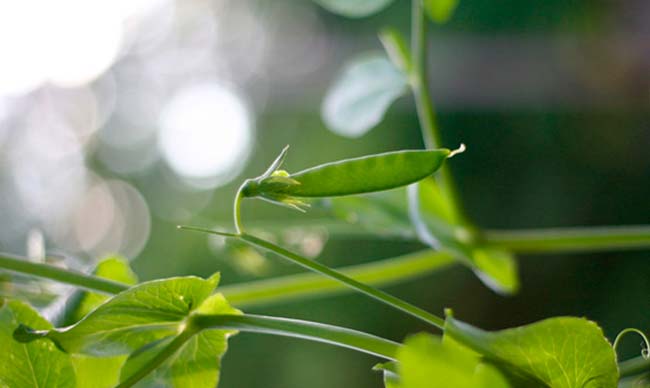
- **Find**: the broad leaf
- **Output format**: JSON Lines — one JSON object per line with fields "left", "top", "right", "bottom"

{"left": 0, "top": 300, "right": 75, "bottom": 388}
{"left": 313, "top": 0, "right": 394, "bottom": 18}
{"left": 322, "top": 54, "right": 407, "bottom": 137}
{"left": 120, "top": 293, "right": 241, "bottom": 387}
{"left": 445, "top": 314, "right": 619, "bottom": 388}
{"left": 383, "top": 332, "right": 510, "bottom": 388}
{"left": 423, "top": 0, "right": 458, "bottom": 23}
{"left": 39, "top": 274, "right": 222, "bottom": 356}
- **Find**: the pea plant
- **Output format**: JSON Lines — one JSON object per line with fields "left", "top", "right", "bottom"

{"left": 2, "top": 1, "right": 650, "bottom": 387}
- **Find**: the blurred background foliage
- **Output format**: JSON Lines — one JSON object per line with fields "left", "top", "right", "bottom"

{"left": 0, "top": 0, "right": 649, "bottom": 387}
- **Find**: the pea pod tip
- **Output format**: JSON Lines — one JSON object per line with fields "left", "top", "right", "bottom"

{"left": 448, "top": 143, "right": 466, "bottom": 158}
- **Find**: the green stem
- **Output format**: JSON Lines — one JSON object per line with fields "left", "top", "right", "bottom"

{"left": 614, "top": 328, "right": 650, "bottom": 356}
{"left": 116, "top": 328, "right": 197, "bottom": 388}
{"left": 0, "top": 253, "right": 128, "bottom": 295}
{"left": 482, "top": 226, "right": 650, "bottom": 254}
{"left": 233, "top": 183, "right": 246, "bottom": 234}
{"left": 182, "top": 226, "right": 445, "bottom": 329}
{"left": 116, "top": 313, "right": 400, "bottom": 388}
{"left": 192, "top": 313, "right": 401, "bottom": 360}
{"left": 619, "top": 355, "right": 650, "bottom": 378}
{"left": 411, "top": 0, "right": 440, "bottom": 150}
{"left": 409, "top": 0, "right": 463, "bottom": 219}
{"left": 220, "top": 249, "right": 454, "bottom": 308}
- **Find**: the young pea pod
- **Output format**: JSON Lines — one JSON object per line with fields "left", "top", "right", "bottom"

{"left": 241, "top": 145, "right": 462, "bottom": 210}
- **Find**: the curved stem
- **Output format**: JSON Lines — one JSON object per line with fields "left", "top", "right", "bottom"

{"left": 0, "top": 253, "right": 128, "bottom": 295}
{"left": 191, "top": 313, "right": 400, "bottom": 360}
{"left": 614, "top": 328, "right": 650, "bottom": 360}
{"left": 233, "top": 182, "right": 246, "bottom": 234}
{"left": 237, "top": 232, "right": 445, "bottom": 329}
{"left": 220, "top": 249, "right": 454, "bottom": 308}
{"left": 482, "top": 226, "right": 650, "bottom": 254}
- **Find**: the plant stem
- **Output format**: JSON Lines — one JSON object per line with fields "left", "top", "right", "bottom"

{"left": 409, "top": 0, "right": 463, "bottom": 219}
{"left": 0, "top": 253, "right": 128, "bottom": 295}
{"left": 618, "top": 355, "right": 650, "bottom": 378}
{"left": 116, "top": 327, "right": 197, "bottom": 388}
{"left": 191, "top": 313, "right": 401, "bottom": 360}
{"left": 482, "top": 226, "right": 650, "bottom": 254}
{"left": 118, "top": 313, "right": 400, "bottom": 387}
{"left": 237, "top": 232, "right": 446, "bottom": 329}
{"left": 2, "top": 242, "right": 454, "bottom": 315}
{"left": 411, "top": 0, "right": 440, "bottom": 150}
{"left": 220, "top": 249, "right": 454, "bottom": 308}
{"left": 233, "top": 183, "right": 246, "bottom": 234}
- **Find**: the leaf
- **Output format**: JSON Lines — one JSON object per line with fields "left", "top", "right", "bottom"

{"left": 120, "top": 293, "right": 241, "bottom": 387}
{"left": 324, "top": 179, "right": 520, "bottom": 295}
{"left": 44, "top": 255, "right": 137, "bottom": 327}
{"left": 423, "top": 0, "right": 459, "bottom": 23}
{"left": 36, "top": 274, "right": 222, "bottom": 356}
{"left": 322, "top": 54, "right": 408, "bottom": 137}
{"left": 72, "top": 355, "right": 127, "bottom": 388}
{"left": 444, "top": 313, "right": 619, "bottom": 388}
{"left": 387, "top": 332, "right": 510, "bottom": 388}
{"left": 0, "top": 300, "right": 75, "bottom": 388}
{"left": 60, "top": 256, "right": 137, "bottom": 388}
{"left": 410, "top": 180, "right": 519, "bottom": 294}
{"left": 313, "top": 0, "right": 394, "bottom": 18}
{"left": 73, "top": 256, "right": 138, "bottom": 324}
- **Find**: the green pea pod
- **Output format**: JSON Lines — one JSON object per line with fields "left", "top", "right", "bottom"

{"left": 242, "top": 146, "right": 463, "bottom": 207}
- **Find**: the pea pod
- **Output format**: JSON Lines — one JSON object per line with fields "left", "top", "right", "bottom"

{"left": 241, "top": 146, "right": 462, "bottom": 210}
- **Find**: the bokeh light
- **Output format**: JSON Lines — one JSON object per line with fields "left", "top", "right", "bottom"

{"left": 158, "top": 83, "right": 253, "bottom": 188}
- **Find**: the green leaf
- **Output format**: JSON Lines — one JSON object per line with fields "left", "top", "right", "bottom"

{"left": 38, "top": 274, "right": 222, "bottom": 356}
{"left": 444, "top": 313, "right": 619, "bottom": 388}
{"left": 0, "top": 300, "right": 75, "bottom": 388}
{"left": 62, "top": 256, "right": 137, "bottom": 388}
{"left": 313, "top": 0, "right": 394, "bottom": 18}
{"left": 387, "top": 332, "right": 510, "bottom": 388}
{"left": 61, "top": 256, "right": 138, "bottom": 325}
{"left": 322, "top": 54, "right": 408, "bottom": 137}
{"left": 423, "top": 0, "right": 459, "bottom": 23}
{"left": 324, "top": 179, "right": 519, "bottom": 295}
{"left": 120, "top": 293, "right": 241, "bottom": 387}
{"left": 72, "top": 355, "right": 127, "bottom": 388}
{"left": 243, "top": 148, "right": 451, "bottom": 205}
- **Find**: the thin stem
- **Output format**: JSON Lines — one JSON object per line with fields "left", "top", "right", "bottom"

{"left": 614, "top": 328, "right": 650, "bottom": 354}
{"left": 409, "top": 0, "right": 463, "bottom": 218}
{"left": 116, "top": 328, "right": 197, "bottom": 388}
{"left": 220, "top": 249, "right": 454, "bottom": 308}
{"left": 191, "top": 313, "right": 400, "bottom": 360}
{"left": 482, "top": 226, "right": 650, "bottom": 254}
{"left": 237, "top": 233, "right": 445, "bottom": 329}
{"left": 0, "top": 253, "right": 128, "bottom": 295}
{"left": 411, "top": 0, "right": 440, "bottom": 150}
{"left": 233, "top": 182, "right": 246, "bottom": 234}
